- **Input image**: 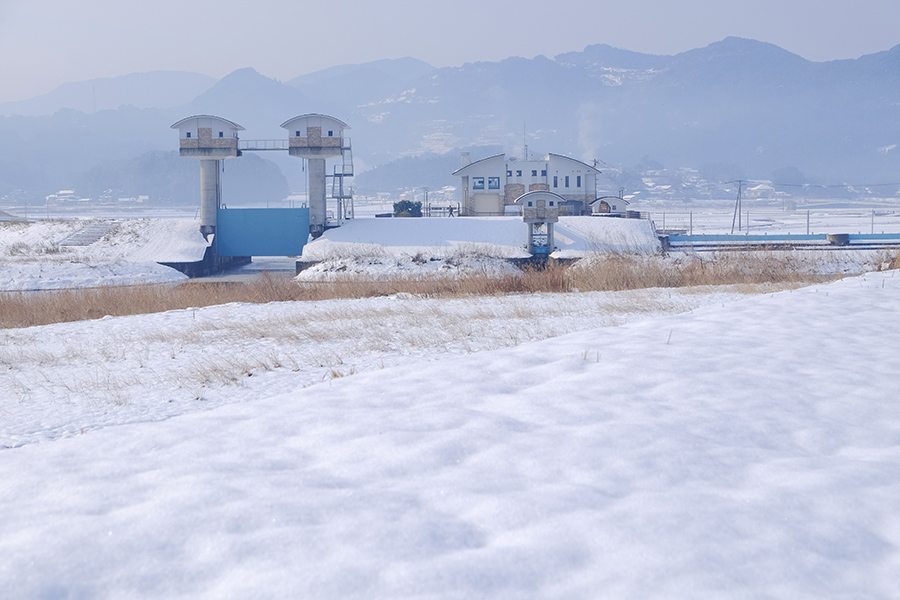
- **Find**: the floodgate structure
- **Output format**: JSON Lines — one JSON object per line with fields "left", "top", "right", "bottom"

{"left": 168, "top": 115, "right": 900, "bottom": 275}
{"left": 170, "top": 113, "right": 353, "bottom": 275}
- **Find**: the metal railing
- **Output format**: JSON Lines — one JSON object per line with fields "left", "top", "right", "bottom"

{"left": 238, "top": 139, "right": 289, "bottom": 151}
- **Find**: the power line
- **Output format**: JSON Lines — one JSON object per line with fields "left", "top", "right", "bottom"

{"left": 768, "top": 182, "right": 900, "bottom": 188}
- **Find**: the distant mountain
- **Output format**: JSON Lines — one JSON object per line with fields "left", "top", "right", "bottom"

{"left": 288, "top": 57, "right": 435, "bottom": 89}
{"left": 184, "top": 68, "right": 312, "bottom": 138}
{"left": 0, "top": 71, "right": 216, "bottom": 117}
{"left": 347, "top": 36, "right": 900, "bottom": 182}
{"left": 2, "top": 39, "right": 899, "bottom": 201}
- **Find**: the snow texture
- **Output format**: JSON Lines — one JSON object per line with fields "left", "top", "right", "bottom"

{"left": 1, "top": 271, "right": 899, "bottom": 598}
{"left": 0, "top": 219, "right": 205, "bottom": 291}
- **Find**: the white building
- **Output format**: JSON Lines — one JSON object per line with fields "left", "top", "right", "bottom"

{"left": 171, "top": 115, "right": 243, "bottom": 159}
{"left": 452, "top": 153, "right": 600, "bottom": 216}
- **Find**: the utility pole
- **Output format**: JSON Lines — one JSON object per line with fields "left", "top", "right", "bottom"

{"left": 523, "top": 123, "right": 528, "bottom": 160}
{"left": 730, "top": 180, "right": 744, "bottom": 234}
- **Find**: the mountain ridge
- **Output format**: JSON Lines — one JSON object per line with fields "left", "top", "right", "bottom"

{"left": 1, "top": 38, "right": 898, "bottom": 199}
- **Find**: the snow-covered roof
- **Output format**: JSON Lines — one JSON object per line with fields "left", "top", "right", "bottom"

{"left": 280, "top": 114, "right": 350, "bottom": 131}
{"left": 590, "top": 196, "right": 630, "bottom": 206}
{"left": 453, "top": 153, "right": 601, "bottom": 176}
{"left": 452, "top": 154, "right": 505, "bottom": 176}
{"left": 547, "top": 153, "right": 601, "bottom": 174}
{"left": 170, "top": 115, "right": 245, "bottom": 131}
{"left": 514, "top": 190, "right": 566, "bottom": 205}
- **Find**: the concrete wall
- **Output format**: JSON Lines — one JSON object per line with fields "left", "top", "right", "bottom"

{"left": 504, "top": 183, "right": 526, "bottom": 205}
{"left": 180, "top": 128, "right": 239, "bottom": 150}
{"left": 471, "top": 193, "right": 502, "bottom": 215}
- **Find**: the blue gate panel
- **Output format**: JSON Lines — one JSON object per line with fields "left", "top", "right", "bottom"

{"left": 216, "top": 208, "right": 309, "bottom": 256}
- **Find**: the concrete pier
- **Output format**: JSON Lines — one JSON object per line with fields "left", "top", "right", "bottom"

{"left": 307, "top": 158, "right": 327, "bottom": 238}
{"left": 199, "top": 159, "right": 220, "bottom": 238}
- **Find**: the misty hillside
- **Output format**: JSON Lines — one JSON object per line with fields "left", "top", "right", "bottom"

{"left": 0, "top": 71, "right": 216, "bottom": 117}
{"left": 1, "top": 38, "right": 899, "bottom": 202}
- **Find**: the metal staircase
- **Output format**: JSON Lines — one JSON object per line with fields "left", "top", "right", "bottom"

{"left": 327, "top": 139, "right": 355, "bottom": 223}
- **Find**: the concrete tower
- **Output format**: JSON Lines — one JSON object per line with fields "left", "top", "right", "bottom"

{"left": 171, "top": 115, "right": 244, "bottom": 238}
{"left": 281, "top": 114, "right": 349, "bottom": 237}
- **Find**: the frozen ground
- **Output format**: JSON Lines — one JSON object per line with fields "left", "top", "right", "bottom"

{"left": 1, "top": 271, "right": 899, "bottom": 598}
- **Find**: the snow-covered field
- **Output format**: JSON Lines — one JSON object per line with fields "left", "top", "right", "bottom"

{"left": 635, "top": 204, "right": 900, "bottom": 236}
{"left": 2, "top": 210, "right": 900, "bottom": 597}
{"left": 2, "top": 271, "right": 899, "bottom": 598}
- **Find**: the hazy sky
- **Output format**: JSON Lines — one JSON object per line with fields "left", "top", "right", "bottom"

{"left": 1, "top": 0, "right": 898, "bottom": 103}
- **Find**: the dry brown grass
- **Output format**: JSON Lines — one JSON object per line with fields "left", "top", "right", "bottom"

{"left": 2, "top": 251, "right": 886, "bottom": 329}
{"left": 890, "top": 249, "right": 900, "bottom": 270}
{"left": 566, "top": 253, "right": 837, "bottom": 291}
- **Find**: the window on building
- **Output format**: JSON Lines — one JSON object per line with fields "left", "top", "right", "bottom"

{"left": 553, "top": 176, "right": 558, "bottom": 188}
{"left": 507, "top": 170, "right": 512, "bottom": 177}
{"left": 516, "top": 170, "right": 522, "bottom": 177}
{"left": 219, "top": 132, "right": 224, "bottom": 138}
{"left": 541, "top": 169, "right": 547, "bottom": 177}
{"left": 531, "top": 170, "right": 537, "bottom": 177}
{"left": 186, "top": 132, "right": 191, "bottom": 138}
{"left": 576, "top": 175, "right": 581, "bottom": 188}
{"left": 488, "top": 177, "right": 500, "bottom": 190}
{"left": 473, "top": 177, "right": 485, "bottom": 190}
{"left": 327, "top": 130, "right": 333, "bottom": 136}
{"left": 565, "top": 176, "right": 570, "bottom": 188}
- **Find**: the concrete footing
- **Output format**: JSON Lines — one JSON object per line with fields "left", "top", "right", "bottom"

{"left": 160, "top": 245, "right": 250, "bottom": 278}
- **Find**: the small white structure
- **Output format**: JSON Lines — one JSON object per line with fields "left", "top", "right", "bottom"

{"left": 281, "top": 114, "right": 351, "bottom": 237}
{"left": 171, "top": 115, "right": 243, "bottom": 159}
{"left": 171, "top": 115, "right": 244, "bottom": 238}
{"left": 590, "top": 195, "right": 629, "bottom": 215}
{"left": 453, "top": 153, "right": 600, "bottom": 216}
{"left": 514, "top": 190, "right": 562, "bottom": 255}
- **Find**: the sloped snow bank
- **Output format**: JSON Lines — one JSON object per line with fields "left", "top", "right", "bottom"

{"left": 297, "top": 216, "right": 662, "bottom": 280}
{"left": 301, "top": 216, "right": 661, "bottom": 262}
{"left": 0, "top": 219, "right": 206, "bottom": 290}
{"left": 555, "top": 215, "right": 661, "bottom": 254}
